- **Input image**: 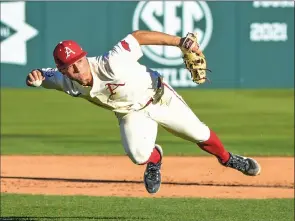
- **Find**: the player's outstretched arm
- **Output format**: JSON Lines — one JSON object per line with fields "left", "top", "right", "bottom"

{"left": 131, "top": 30, "right": 202, "bottom": 55}
{"left": 26, "top": 68, "right": 64, "bottom": 91}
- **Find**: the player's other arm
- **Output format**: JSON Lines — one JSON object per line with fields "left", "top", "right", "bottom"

{"left": 131, "top": 30, "right": 202, "bottom": 55}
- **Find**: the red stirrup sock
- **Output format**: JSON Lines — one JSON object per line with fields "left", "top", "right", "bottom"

{"left": 197, "top": 129, "right": 230, "bottom": 164}
{"left": 146, "top": 147, "right": 162, "bottom": 164}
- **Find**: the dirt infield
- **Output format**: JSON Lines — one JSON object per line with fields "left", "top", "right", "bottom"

{"left": 1, "top": 156, "right": 294, "bottom": 199}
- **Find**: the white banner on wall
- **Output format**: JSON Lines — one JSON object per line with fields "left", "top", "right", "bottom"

{"left": 0, "top": 1, "right": 38, "bottom": 65}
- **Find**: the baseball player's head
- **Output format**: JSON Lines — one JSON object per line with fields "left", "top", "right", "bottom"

{"left": 53, "top": 40, "right": 92, "bottom": 86}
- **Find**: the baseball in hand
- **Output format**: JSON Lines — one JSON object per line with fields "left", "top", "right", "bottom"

{"left": 31, "top": 79, "right": 42, "bottom": 87}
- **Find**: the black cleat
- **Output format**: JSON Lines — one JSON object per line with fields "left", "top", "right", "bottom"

{"left": 221, "top": 152, "right": 261, "bottom": 176}
{"left": 143, "top": 145, "right": 163, "bottom": 194}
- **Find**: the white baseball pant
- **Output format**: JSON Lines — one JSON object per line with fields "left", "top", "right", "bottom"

{"left": 116, "top": 82, "right": 210, "bottom": 164}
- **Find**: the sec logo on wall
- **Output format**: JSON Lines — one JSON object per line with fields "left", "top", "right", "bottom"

{"left": 132, "top": 1, "right": 213, "bottom": 66}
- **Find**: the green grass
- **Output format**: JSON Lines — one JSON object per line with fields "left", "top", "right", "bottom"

{"left": 1, "top": 88, "right": 294, "bottom": 156}
{"left": 1, "top": 193, "right": 294, "bottom": 221}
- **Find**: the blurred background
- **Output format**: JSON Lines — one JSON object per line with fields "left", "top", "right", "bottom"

{"left": 1, "top": 1, "right": 294, "bottom": 156}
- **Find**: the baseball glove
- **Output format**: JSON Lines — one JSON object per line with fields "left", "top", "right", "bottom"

{"left": 180, "top": 33, "right": 211, "bottom": 84}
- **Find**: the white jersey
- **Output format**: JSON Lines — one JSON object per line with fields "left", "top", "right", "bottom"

{"left": 41, "top": 34, "right": 163, "bottom": 113}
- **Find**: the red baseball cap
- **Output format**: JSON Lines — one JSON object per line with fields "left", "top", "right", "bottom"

{"left": 53, "top": 40, "right": 87, "bottom": 69}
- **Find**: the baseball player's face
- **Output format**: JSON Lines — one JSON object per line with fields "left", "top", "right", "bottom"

{"left": 60, "top": 56, "right": 92, "bottom": 86}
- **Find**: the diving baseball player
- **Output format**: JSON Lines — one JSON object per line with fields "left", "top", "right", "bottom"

{"left": 26, "top": 30, "right": 261, "bottom": 194}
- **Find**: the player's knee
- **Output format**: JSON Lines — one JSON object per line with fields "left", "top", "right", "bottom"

{"left": 193, "top": 124, "right": 211, "bottom": 143}
{"left": 128, "top": 148, "right": 151, "bottom": 165}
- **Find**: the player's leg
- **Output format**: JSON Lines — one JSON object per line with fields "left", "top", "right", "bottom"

{"left": 148, "top": 83, "right": 261, "bottom": 176}
{"left": 116, "top": 111, "right": 163, "bottom": 194}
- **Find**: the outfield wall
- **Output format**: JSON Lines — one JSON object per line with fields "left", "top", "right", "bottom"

{"left": 1, "top": 1, "right": 294, "bottom": 88}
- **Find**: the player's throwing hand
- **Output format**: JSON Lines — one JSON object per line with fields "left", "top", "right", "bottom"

{"left": 26, "top": 69, "right": 45, "bottom": 87}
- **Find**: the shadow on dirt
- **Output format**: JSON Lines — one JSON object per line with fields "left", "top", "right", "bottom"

{"left": 1, "top": 176, "right": 293, "bottom": 189}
